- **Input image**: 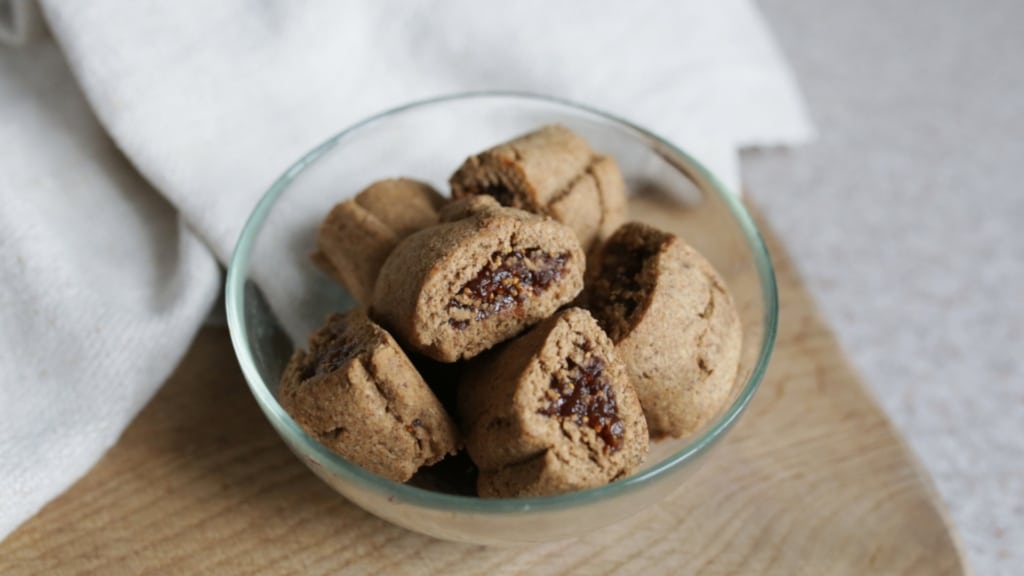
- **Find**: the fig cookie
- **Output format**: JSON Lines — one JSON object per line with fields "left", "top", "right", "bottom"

{"left": 450, "top": 124, "right": 627, "bottom": 251}
{"left": 586, "top": 222, "right": 742, "bottom": 439}
{"left": 372, "top": 204, "right": 585, "bottom": 363}
{"left": 314, "top": 178, "right": 446, "bottom": 304}
{"left": 459, "top": 308, "right": 648, "bottom": 498}
{"left": 278, "top": 308, "right": 460, "bottom": 483}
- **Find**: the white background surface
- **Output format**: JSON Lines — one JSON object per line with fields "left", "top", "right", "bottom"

{"left": 745, "top": 1, "right": 1023, "bottom": 573}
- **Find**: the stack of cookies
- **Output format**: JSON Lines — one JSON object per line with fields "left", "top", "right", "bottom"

{"left": 278, "top": 125, "right": 742, "bottom": 498}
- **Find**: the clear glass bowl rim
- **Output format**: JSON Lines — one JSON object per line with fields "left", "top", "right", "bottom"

{"left": 225, "top": 90, "right": 779, "bottom": 514}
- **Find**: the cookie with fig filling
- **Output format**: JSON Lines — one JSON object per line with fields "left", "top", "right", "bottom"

{"left": 450, "top": 124, "right": 627, "bottom": 250}
{"left": 314, "top": 178, "right": 446, "bottom": 304}
{"left": 458, "top": 307, "right": 648, "bottom": 497}
{"left": 372, "top": 203, "right": 585, "bottom": 362}
{"left": 586, "top": 222, "right": 742, "bottom": 439}
{"left": 278, "top": 309, "right": 459, "bottom": 483}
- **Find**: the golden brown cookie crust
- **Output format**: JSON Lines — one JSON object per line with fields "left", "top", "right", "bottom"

{"left": 459, "top": 308, "right": 649, "bottom": 498}
{"left": 450, "top": 125, "right": 627, "bottom": 250}
{"left": 372, "top": 205, "right": 586, "bottom": 363}
{"left": 587, "top": 223, "right": 742, "bottom": 438}
{"left": 315, "top": 178, "right": 445, "bottom": 304}
{"left": 278, "top": 309, "right": 460, "bottom": 482}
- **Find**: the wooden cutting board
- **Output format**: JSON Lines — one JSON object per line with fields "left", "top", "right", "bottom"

{"left": 0, "top": 199, "right": 969, "bottom": 575}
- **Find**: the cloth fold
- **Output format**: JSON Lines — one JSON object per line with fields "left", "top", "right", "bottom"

{"left": 0, "top": 0, "right": 813, "bottom": 540}
{"left": 0, "top": 36, "right": 221, "bottom": 539}
{"left": 0, "top": 0, "right": 41, "bottom": 45}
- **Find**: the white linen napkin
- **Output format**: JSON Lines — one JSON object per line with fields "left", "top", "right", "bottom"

{"left": 0, "top": 0, "right": 813, "bottom": 540}
{"left": 0, "top": 0, "right": 40, "bottom": 45}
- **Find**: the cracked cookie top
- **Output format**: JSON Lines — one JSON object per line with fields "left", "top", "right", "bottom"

{"left": 372, "top": 203, "right": 585, "bottom": 363}
{"left": 278, "top": 309, "right": 460, "bottom": 482}
{"left": 450, "top": 125, "right": 627, "bottom": 251}
{"left": 458, "top": 308, "right": 648, "bottom": 498}
{"left": 585, "top": 222, "right": 743, "bottom": 439}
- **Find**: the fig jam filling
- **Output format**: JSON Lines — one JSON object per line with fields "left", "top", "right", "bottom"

{"left": 590, "top": 238, "right": 661, "bottom": 341}
{"left": 540, "top": 340, "right": 624, "bottom": 452}
{"left": 447, "top": 249, "right": 570, "bottom": 329}
{"left": 480, "top": 183, "right": 518, "bottom": 207}
{"left": 302, "top": 317, "right": 363, "bottom": 379}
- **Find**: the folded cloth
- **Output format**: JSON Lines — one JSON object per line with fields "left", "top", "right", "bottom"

{"left": 0, "top": 0, "right": 41, "bottom": 45}
{"left": 0, "top": 36, "right": 221, "bottom": 539}
{"left": 0, "top": 0, "right": 813, "bottom": 540}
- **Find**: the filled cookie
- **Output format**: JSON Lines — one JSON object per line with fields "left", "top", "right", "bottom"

{"left": 278, "top": 309, "right": 460, "bottom": 482}
{"left": 450, "top": 124, "right": 627, "bottom": 250}
{"left": 586, "top": 223, "right": 742, "bottom": 438}
{"left": 372, "top": 203, "right": 585, "bottom": 363}
{"left": 314, "top": 178, "right": 446, "bottom": 304}
{"left": 459, "top": 307, "right": 648, "bottom": 497}
{"left": 283, "top": 125, "right": 750, "bottom": 498}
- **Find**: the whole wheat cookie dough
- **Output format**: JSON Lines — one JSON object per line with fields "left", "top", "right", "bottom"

{"left": 458, "top": 308, "right": 648, "bottom": 498}
{"left": 436, "top": 194, "right": 501, "bottom": 223}
{"left": 372, "top": 203, "right": 585, "bottom": 363}
{"left": 278, "top": 308, "right": 460, "bottom": 483}
{"left": 314, "top": 178, "right": 446, "bottom": 304}
{"left": 449, "top": 125, "right": 627, "bottom": 250}
{"left": 586, "top": 223, "right": 742, "bottom": 439}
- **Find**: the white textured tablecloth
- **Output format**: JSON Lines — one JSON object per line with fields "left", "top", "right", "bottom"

{"left": 0, "top": 0, "right": 813, "bottom": 541}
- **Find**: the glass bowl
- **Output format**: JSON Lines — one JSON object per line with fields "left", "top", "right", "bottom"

{"left": 225, "top": 92, "right": 777, "bottom": 545}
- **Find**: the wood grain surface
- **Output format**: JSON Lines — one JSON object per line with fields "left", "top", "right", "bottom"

{"left": 0, "top": 200, "right": 969, "bottom": 575}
